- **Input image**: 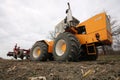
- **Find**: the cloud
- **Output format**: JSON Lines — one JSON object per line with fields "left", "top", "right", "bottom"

{"left": 0, "top": 0, "right": 120, "bottom": 58}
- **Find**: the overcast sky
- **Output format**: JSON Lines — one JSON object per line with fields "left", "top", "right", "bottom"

{"left": 0, "top": 0, "right": 120, "bottom": 58}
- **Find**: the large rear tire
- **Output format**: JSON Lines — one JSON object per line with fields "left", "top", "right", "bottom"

{"left": 53, "top": 32, "right": 80, "bottom": 61}
{"left": 30, "top": 41, "right": 48, "bottom": 61}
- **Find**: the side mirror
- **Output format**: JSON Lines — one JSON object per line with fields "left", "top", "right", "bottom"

{"left": 66, "top": 9, "right": 68, "bottom": 14}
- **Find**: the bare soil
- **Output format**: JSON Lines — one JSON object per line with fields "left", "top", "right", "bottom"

{"left": 0, "top": 55, "right": 120, "bottom": 80}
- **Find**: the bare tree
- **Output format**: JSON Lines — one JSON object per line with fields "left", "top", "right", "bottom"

{"left": 109, "top": 15, "right": 120, "bottom": 51}
{"left": 111, "top": 17, "right": 120, "bottom": 36}
{"left": 48, "top": 30, "right": 56, "bottom": 40}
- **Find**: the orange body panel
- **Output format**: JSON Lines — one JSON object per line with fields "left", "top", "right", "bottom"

{"left": 75, "top": 13, "right": 112, "bottom": 45}
{"left": 44, "top": 40, "right": 54, "bottom": 53}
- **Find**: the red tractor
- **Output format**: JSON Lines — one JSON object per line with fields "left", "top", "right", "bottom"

{"left": 7, "top": 44, "right": 30, "bottom": 60}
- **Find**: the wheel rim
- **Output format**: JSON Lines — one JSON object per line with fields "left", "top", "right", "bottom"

{"left": 55, "top": 39, "right": 66, "bottom": 56}
{"left": 61, "top": 44, "right": 66, "bottom": 52}
{"left": 33, "top": 47, "right": 41, "bottom": 58}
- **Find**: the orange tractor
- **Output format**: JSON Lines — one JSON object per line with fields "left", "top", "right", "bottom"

{"left": 17, "top": 3, "right": 113, "bottom": 61}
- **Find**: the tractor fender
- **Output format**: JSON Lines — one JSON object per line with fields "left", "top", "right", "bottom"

{"left": 36, "top": 40, "right": 54, "bottom": 53}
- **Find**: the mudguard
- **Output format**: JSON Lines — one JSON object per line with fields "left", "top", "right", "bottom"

{"left": 36, "top": 40, "right": 54, "bottom": 53}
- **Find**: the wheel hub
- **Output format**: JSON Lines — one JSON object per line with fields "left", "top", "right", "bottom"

{"left": 55, "top": 39, "right": 66, "bottom": 56}
{"left": 33, "top": 47, "right": 41, "bottom": 58}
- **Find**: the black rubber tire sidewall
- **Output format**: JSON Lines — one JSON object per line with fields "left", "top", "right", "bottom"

{"left": 13, "top": 53, "right": 17, "bottom": 59}
{"left": 18, "top": 49, "right": 24, "bottom": 58}
{"left": 30, "top": 42, "right": 48, "bottom": 61}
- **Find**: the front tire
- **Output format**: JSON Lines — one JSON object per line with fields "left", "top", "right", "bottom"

{"left": 53, "top": 32, "right": 80, "bottom": 61}
{"left": 18, "top": 49, "right": 24, "bottom": 60}
{"left": 13, "top": 53, "right": 17, "bottom": 59}
{"left": 30, "top": 41, "right": 48, "bottom": 61}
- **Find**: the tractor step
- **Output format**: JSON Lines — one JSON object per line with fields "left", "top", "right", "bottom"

{"left": 86, "top": 43, "right": 96, "bottom": 55}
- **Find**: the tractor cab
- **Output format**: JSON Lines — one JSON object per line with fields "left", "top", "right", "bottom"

{"left": 55, "top": 3, "right": 79, "bottom": 37}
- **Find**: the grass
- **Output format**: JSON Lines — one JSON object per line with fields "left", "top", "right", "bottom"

{"left": 97, "top": 54, "right": 120, "bottom": 61}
